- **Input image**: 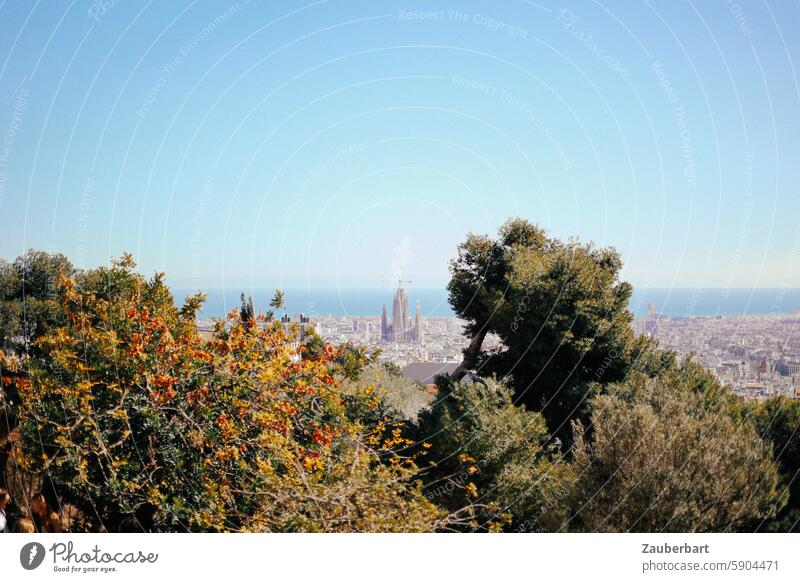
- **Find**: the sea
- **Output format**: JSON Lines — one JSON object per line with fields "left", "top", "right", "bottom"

{"left": 174, "top": 287, "right": 800, "bottom": 320}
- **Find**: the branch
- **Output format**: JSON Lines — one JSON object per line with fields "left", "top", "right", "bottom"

{"left": 450, "top": 327, "right": 489, "bottom": 382}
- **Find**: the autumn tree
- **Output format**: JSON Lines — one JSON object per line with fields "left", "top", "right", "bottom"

{"left": 9, "top": 255, "right": 206, "bottom": 529}
{"left": 567, "top": 362, "right": 783, "bottom": 532}
{"left": 1, "top": 250, "right": 76, "bottom": 492}
{"left": 10, "top": 256, "right": 441, "bottom": 532}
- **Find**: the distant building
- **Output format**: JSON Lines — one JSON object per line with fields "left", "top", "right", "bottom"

{"left": 260, "top": 313, "right": 317, "bottom": 362}
{"left": 644, "top": 303, "right": 665, "bottom": 337}
{"left": 381, "top": 286, "right": 422, "bottom": 343}
{"left": 414, "top": 300, "right": 423, "bottom": 344}
{"left": 280, "top": 313, "right": 316, "bottom": 341}
{"left": 719, "top": 359, "right": 750, "bottom": 380}
{"left": 777, "top": 359, "right": 800, "bottom": 376}
{"left": 739, "top": 360, "right": 750, "bottom": 379}
{"left": 392, "top": 287, "right": 409, "bottom": 342}
{"left": 381, "top": 304, "right": 391, "bottom": 342}
{"left": 758, "top": 359, "right": 768, "bottom": 379}
{"left": 402, "top": 362, "right": 458, "bottom": 384}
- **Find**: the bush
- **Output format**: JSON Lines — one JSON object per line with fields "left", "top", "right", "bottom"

{"left": 418, "top": 377, "right": 572, "bottom": 531}
{"left": 567, "top": 362, "right": 784, "bottom": 532}
{"left": 7, "top": 256, "right": 440, "bottom": 532}
{"left": 340, "top": 362, "right": 433, "bottom": 420}
{"left": 741, "top": 397, "right": 800, "bottom": 531}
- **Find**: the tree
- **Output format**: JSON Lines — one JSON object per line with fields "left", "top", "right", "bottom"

{"left": 447, "top": 219, "right": 642, "bottom": 440}
{"left": 742, "top": 397, "right": 800, "bottom": 531}
{"left": 0, "top": 251, "right": 75, "bottom": 492}
{"left": 9, "top": 256, "right": 441, "bottom": 532}
{"left": 331, "top": 342, "right": 379, "bottom": 381}
{"left": 417, "top": 377, "right": 572, "bottom": 531}
{"left": 567, "top": 362, "right": 783, "bottom": 532}
{"left": 269, "top": 289, "right": 285, "bottom": 312}
{"left": 0, "top": 250, "right": 75, "bottom": 355}
{"left": 10, "top": 256, "right": 206, "bottom": 530}
{"left": 340, "top": 362, "right": 433, "bottom": 421}
{"left": 239, "top": 293, "right": 255, "bottom": 325}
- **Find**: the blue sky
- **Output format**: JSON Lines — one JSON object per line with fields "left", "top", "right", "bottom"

{"left": 0, "top": 0, "right": 798, "bottom": 291}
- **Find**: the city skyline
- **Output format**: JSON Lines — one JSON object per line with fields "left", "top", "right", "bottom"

{"left": 311, "top": 307, "right": 800, "bottom": 401}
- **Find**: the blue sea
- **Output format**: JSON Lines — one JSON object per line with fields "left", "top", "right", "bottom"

{"left": 177, "top": 288, "right": 455, "bottom": 319}
{"left": 175, "top": 287, "right": 800, "bottom": 319}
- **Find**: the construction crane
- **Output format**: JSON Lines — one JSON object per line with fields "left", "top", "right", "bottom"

{"left": 377, "top": 278, "right": 414, "bottom": 287}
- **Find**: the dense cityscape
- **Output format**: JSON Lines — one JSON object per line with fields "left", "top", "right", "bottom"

{"left": 282, "top": 286, "right": 800, "bottom": 400}
{"left": 636, "top": 306, "right": 800, "bottom": 400}
{"left": 317, "top": 286, "right": 468, "bottom": 365}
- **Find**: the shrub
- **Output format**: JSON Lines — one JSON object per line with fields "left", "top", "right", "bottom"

{"left": 567, "top": 362, "right": 784, "bottom": 532}
{"left": 418, "top": 377, "right": 571, "bottom": 531}
{"left": 8, "top": 256, "right": 440, "bottom": 532}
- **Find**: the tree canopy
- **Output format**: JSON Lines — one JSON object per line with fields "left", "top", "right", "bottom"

{"left": 741, "top": 397, "right": 800, "bottom": 531}
{"left": 447, "top": 218, "right": 654, "bottom": 440}
{"left": 0, "top": 250, "right": 75, "bottom": 355}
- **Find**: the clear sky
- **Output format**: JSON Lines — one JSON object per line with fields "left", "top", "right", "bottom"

{"left": 0, "top": 0, "right": 798, "bottom": 291}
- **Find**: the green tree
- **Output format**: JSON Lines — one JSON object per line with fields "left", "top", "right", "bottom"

{"left": 742, "top": 397, "right": 800, "bottom": 531}
{"left": 567, "top": 362, "right": 783, "bottom": 532}
{"left": 0, "top": 250, "right": 75, "bottom": 355}
{"left": 418, "top": 377, "right": 572, "bottom": 531}
{"left": 0, "top": 251, "right": 75, "bottom": 491}
{"left": 340, "top": 362, "right": 433, "bottom": 421}
{"left": 331, "top": 342, "right": 380, "bottom": 381}
{"left": 239, "top": 293, "right": 255, "bottom": 325}
{"left": 269, "top": 289, "right": 285, "bottom": 312}
{"left": 447, "top": 219, "right": 643, "bottom": 440}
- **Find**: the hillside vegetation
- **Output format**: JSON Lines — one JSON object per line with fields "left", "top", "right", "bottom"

{"left": 1, "top": 221, "right": 797, "bottom": 532}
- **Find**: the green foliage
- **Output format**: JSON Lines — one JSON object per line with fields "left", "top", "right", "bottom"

{"left": 742, "top": 397, "right": 800, "bottom": 531}
{"left": 567, "top": 362, "right": 784, "bottom": 532}
{"left": 331, "top": 342, "right": 379, "bottom": 381}
{"left": 301, "top": 332, "right": 326, "bottom": 360}
{"left": 269, "top": 289, "right": 285, "bottom": 312}
{"left": 340, "top": 362, "right": 433, "bottom": 421}
{"left": 2, "top": 237, "right": 796, "bottom": 534}
{"left": 239, "top": 293, "right": 255, "bottom": 325}
{"left": 0, "top": 250, "right": 75, "bottom": 355}
{"left": 382, "top": 361, "right": 402, "bottom": 377}
{"left": 629, "top": 334, "right": 678, "bottom": 377}
{"left": 447, "top": 219, "right": 638, "bottom": 440}
{"left": 418, "top": 377, "right": 572, "bottom": 531}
